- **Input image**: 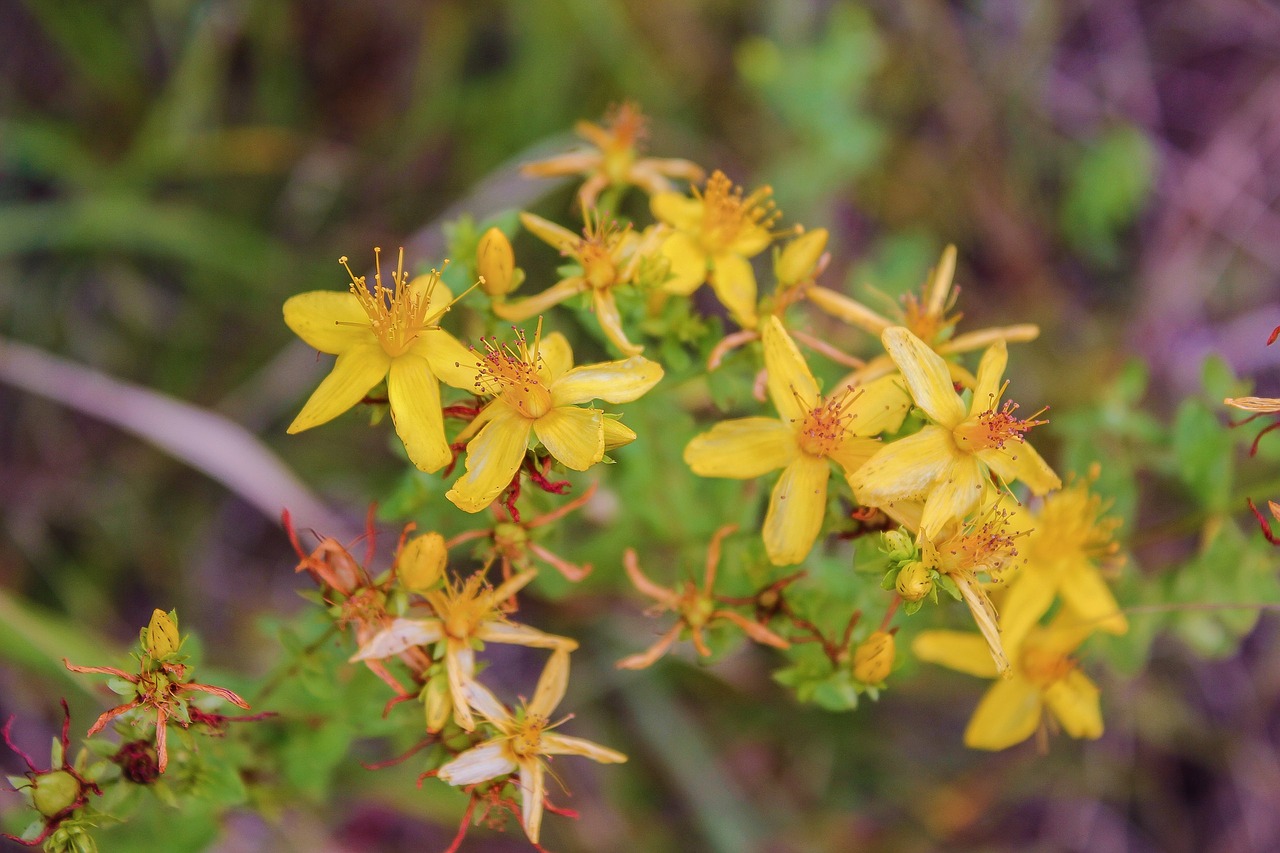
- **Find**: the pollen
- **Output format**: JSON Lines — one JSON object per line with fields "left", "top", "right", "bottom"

{"left": 510, "top": 714, "right": 548, "bottom": 757}
{"left": 473, "top": 322, "right": 553, "bottom": 419}
{"left": 695, "top": 171, "right": 780, "bottom": 253}
{"left": 953, "top": 385, "right": 1048, "bottom": 452}
{"left": 795, "top": 389, "right": 860, "bottom": 459}
{"left": 342, "top": 247, "right": 444, "bottom": 358}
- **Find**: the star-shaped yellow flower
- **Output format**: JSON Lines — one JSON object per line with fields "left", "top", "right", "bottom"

{"left": 520, "top": 101, "right": 704, "bottom": 210}
{"left": 446, "top": 324, "right": 663, "bottom": 513}
{"left": 350, "top": 569, "right": 576, "bottom": 732}
{"left": 437, "top": 649, "right": 626, "bottom": 845}
{"left": 850, "top": 326, "right": 1060, "bottom": 538}
{"left": 492, "top": 212, "right": 666, "bottom": 356}
{"left": 808, "top": 246, "right": 1040, "bottom": 384}
{"left": 998, "top": 480, "right": 1127, "bottom": 637}
{"left": 684, "top": 317, "right": 910, "bottom": 565}
{"left": 913, "top": 614, "right": 1103, "bottom": 750}
{"left": 652, "top": 170, "right": 781, "bottom": 329}
{"left": 284, "top": 248, "right": 480, "bottom": 472}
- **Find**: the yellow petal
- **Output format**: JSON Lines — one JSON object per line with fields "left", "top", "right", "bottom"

{"left": 412, "top": 328, "right": 483, "bottom": 390}
{"left": 287, "top": 344, "right": 390, "bottom": 433}
{"left": 998, "top": 573, "right": 1057, "bottom": 655}
{"left": 806, "top": 286, "right": 892, "bottom": 336}
{"left": 684, "top": 417, "right": 794, "bottom": 478}
{"left": 1058, "top": 564, "right": 1128, "bottom": 635}
{"left": 763, "top": 455, "right": 830, "bottom": 566}
{"left": 826, "top": 435, "right": 882, "bottom": 482}
{"left": 408, "top": 271, "right": 453, "bottom": 317}
{"left": 923, "top": 245, "right": 957, "bottom": 319}
{"left": 603, "top": 417, "right": 638, "bottom": 450}
{"left": 660, "top": 232, "right": 709, "bottom": 295}
{"left": 491, "top": 276, "right": 586, "bottom": 322}
{"left": 709, "top": 252, "right": 759, "bottom": 328}
{"left": 970, "top": 340, "right": 1009, "bottom": 415}
{"left": 283, "top": 291, "right": 373, "bottom": 354}
{"left": 851, "top": 426, "right": 958, "bottom": 506}
{"left": 845, "top": 375, "right": 913, "bottom": 436}
{"left": 963, "top": 677, "right": 1042, "bottom": 750}
{"left": 530, "top": 649, "right": 570, "bottom": 717}
{"left": 437, "top": 742, "right": 515, "bottom": 787}
{"left": 519, "top": 210, "right": 580, "bottom": 253}
{"left": 977, "top": 441, "right": 1061, "bottom": 495}
{"left": 536, "top": 331, "right": 573, "bottom": 384}
{"left": 881, "top": 327, "right": 966, "bottom": 427}
{"left": 651, "top": 192, "right": 703, "bottom": 231}
{"left": 912, "top": 631, "right": 1001, "bottom": 679}
{"left": 1043, "top": 670, "right": 1103, "bottom": 740}
{"left": 533, "top": 406, "right": 604, "bottom": 471}
{"left": 541, "top": 732, "right": 628, "bottom": 763}
{"left": 388, "top": 354, "right": 450, "bottom": 472}
{"left": 919, "top": 455, "right": 986, "bottom": 538}
{"left": 729, "top": 223, "right": 772, "bottom": 258}
{"left": 762, "top": 316, "right": 819, "bottom": 422}
{"left": 446, "top": 408, "right": 533, "bottom": 513}
{"left": 551, "top": 356, "right": 664, "bottom": 406}
{"left": 519, "top": 759, "right": 546, "bottom": 844}
{"left": 594, "top": 290, "right": 643, "bottom": 356}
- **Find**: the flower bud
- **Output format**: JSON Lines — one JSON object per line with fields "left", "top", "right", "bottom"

{"left": 880, "top": 529, "right": 915, "bottom": 563}
{"left": 477, "top": 227, "right": 518, "bottom": 297}
{"left": 423, "top": 674, "right": 452, "bottom": 733}
{"left": 895, "top": 561, "right": 934, "bottom": 602}
{"left": 145, "top": 609, "right": 180, "bottom": 660}
{"left": 31, "top": 769, "right": 81, "bottom": 818}
{"left": 398, "top": 532, "right": 447, "bottom": 595}
{"left": 852, "top": 631, "right": 895, "bottom": 684}
{"left": 776, "top": 228, "right": 828, "bottom": 286}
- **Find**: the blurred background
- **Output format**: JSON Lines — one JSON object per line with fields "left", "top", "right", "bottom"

{"left": 3, "top": 0, "right": 1280, "bottom": 850}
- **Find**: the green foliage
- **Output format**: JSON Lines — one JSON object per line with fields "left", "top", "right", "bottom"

{"left": 1059, "top": 124, "right": 1156, "bottom": 265}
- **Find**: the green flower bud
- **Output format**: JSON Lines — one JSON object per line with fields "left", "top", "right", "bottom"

{"left": 880, "top": 529, "right": 916, "bottom": 563}
{"left": 31, "top": 770, "right": 81, "bottom": 818}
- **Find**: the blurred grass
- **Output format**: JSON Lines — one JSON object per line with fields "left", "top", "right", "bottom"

{"left": 3, "top": 0, "right": 1280, "bottom": 851}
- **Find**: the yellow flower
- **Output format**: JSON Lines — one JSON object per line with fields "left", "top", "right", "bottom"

{"left": 850, "top": 326, "right": 1061, "bottom": 538}
{"left": 350, "top": 569, "right": 576, "bottom": 732}
{"left": 437, "top": 649, "right": 626, "bottom": 845}
{"left": 913, "top": 614, "right": 1103, "bottom": 750}
{"left": 916, "top": 504, "right": 1029, "bottom": 675}
{"left": 653, "top": 170, "right": 781, "bottom": 329}
{"left": 808, "top": 246, "right": 1040, "bottom": 384}
{"left": 685, "top": 317, "right": 911, "bottom": 565}
{"left": 492, "top": 212, "right": 666, "bottom": 355}
{"left": 520, "top": 101, "right": 704, "bottom": 210}
{"left": 446, "top": 324, "right": 663, "bottom": 513}
{"left": 1000, "top": 480, "right": 1127, "bottom": 638}
{"left": 283, "top": 248, "right": 480, "bottom": 472}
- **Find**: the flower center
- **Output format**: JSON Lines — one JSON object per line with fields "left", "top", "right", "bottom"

{"left": 439, "top": 575, "right": 494, "bottom": 641}
{"left": 952, "top": 390, "right": 1047, "bottom": 453}
{"left": 1029, "top": 483, "right": 1122, "bottom": 567}
{"left": 575, "top": 216, "right": 629, "bottom": 291}
{"left": 1020, "top": 643, "right": 1076, "bottom": 688}
{"left": 696, "top": 171, "right": 778, "bottom": 253}
{"left": 599, "top": 101, "right": 645, "bottom": 184}
{"left": 927, "top": 507, "right": 1026, "bottom": 579}
{"left": 795, "top": 390, "right": 859, "bottom": 458}
{"left": 511, "top": 714, "right": 548, "bottom": 757}
{"left": 342, "top": 248, "right": 442, "bottom": 358}
{"left": 473, "top": 328, "right": 553, "bottom": 420}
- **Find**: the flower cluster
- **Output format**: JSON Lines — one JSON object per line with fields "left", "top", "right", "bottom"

{"left": 267, "top": 102, "right": 1137, "bottom": 850}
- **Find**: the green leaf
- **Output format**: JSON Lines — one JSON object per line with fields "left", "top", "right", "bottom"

{"left": 1170, "top": 400, "right": 1233, "bottom": 511}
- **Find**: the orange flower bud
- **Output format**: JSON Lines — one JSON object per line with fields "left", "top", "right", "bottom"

{"left": 399, "top": 532, "right": 447, "bottom": 594}
{"left": 776, "top": 227, "right": 828, "bottom": 285}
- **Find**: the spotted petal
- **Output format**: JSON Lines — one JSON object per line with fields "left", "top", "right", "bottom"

{"left": 762, "top": 316, "right": 819, "bottom": 421}
{"left": 534, "top": 406, "right": 604, "bottom": 471}
{"left": 413, "top": 328, "right": 484, "bottom": 390}
{"left": 684, "top": 417, "right": 794, "bottom": 479}
{"left": 437, "top": 742, "right": 515, "bottom": 787}
{"left": 551, "top": 357, "right": 664, "bottom": 406}
{"left": 541, "top": 732, "right": 628, "bottom": 763}
{"left": 447, "top": 408, "right": 533, "bottom": 513}
{"left": 881, "top": 326, "right": 966, "bottom": 427}
{"left": 350, "top": 618, "right": 443, "bottom": 661}
{"left": 763, "top": 455, "right": 830, "bottom": 566}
